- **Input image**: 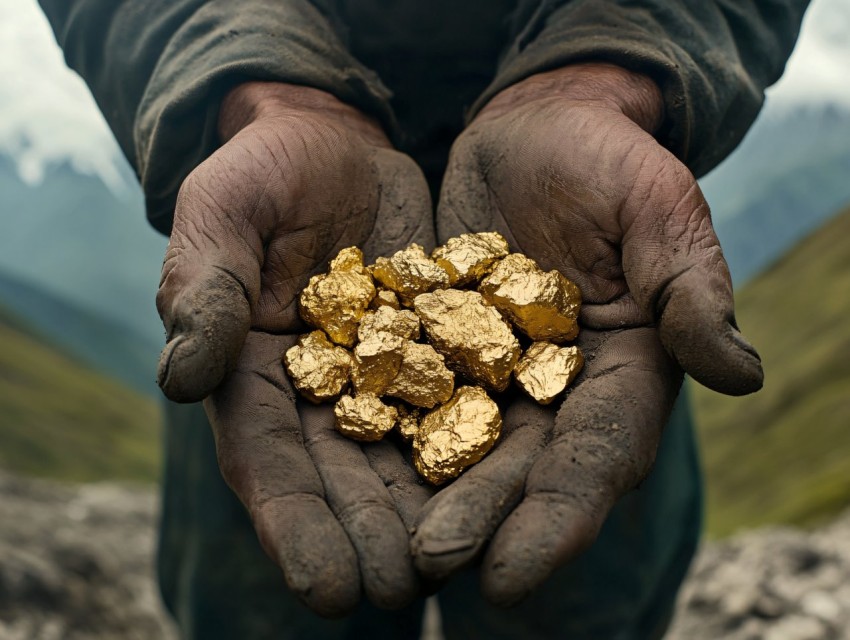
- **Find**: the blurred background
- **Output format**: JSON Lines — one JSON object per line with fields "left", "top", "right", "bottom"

{"left": 0, "top": 0, "right": 848, "bottom": 638}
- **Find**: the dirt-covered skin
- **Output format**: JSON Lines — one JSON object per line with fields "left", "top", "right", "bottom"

{"left": 416, "top": 63, "right": 764, "bottom": 606}
{"left": 156, "top": 82, "right": 434, "bottom": 616}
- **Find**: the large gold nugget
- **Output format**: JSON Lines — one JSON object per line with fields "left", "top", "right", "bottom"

{"left": 352, "top": 332, "right": 404, "bottom": 395}
{"left": 334, "top": 393, "right": 398, "bottom": 441}
{"left": 385, "top": 341, "right": 454, "bottom": 408}
{"left": 479, "top": 253, "right": 581, "bottom": 342}
{"left": 514, "top": 342, "right": 584, "bottom": 405}
{"left": 299, "top": 247, "right": 376, "bottom": 347}
{"left": 358, "top": 306, "right": 420, "bottom": 341}
{"left": 414, "top": 386, "right": 502, "bottom": 485}
{"left": 395, "top": 405, "right": 421, "bottom": 442}
{"left": 371, "top": 244, "right": 450, "bottom": 305}
{"left": 414, "top": 289, "right": 520, "bottom": 392}
{"left": 283, "top": 331, "right": 353, "bottom": 403}
{"left": 431, "top": 231, "right": 510, "bottom": 286}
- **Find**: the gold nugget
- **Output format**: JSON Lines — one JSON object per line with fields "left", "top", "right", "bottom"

{"left": 358, "top": 306, "right": 420, "bottom": 341}
{"left": 283, "top": 331, "right": 353, "bottom": 403}
{"left": 395, "top": 405, "right": 421, "bottom": 442}
{"left": 514, "top": 342, "right": 584, "bottom": 405}
{"left": 413, "top": 386, "right": 502, "bottom": 485}
{"left": 479, "top": 253, "right": 581, "bottom": 342}
{"left": 432, "top": 231, "right": 510, "bottom": 286}
{"left": 385, "top": 341, "right": 454, "bottom": 408}
{"left": 414, "top": 289, "right": 520, "bottom": 392}
{"left": 371, "top": 244, "right": 450, "bottom": 305}
{"left": 351, "top": 332, "right": 404, "bottom": 395}
{"left": 334, "top": 393, "right": 398, "bottom": 441}
{"left": 299, "top": 247, "right": 376, "bottom": 347}
{"left": 370, "top": 289, "right": 401, "bottom": 310}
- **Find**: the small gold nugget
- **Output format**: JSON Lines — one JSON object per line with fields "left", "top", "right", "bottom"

{"left": 414, "top": 289, "right": 520, "bottom": 392}
{"left": 283, "top": 331, "right": 353, "bottom": 403}
{"left": 351, "top": 307, "right": 422, "bottom": 395}
{"left": 431, "top": 231, "right": 510, "bottom": 286}
{"left": 299, "top": 247, "right": 376, "bottom": 347}
{"left": 413, "top": 386, "right": 502, "bottom": 485}
{"left": 351, "top": 332, "right": 404, "bottom": 395}
{"left": 514, "top": 342, "right": 585, "bottom": 405}
{"left": 371, "top": 243, "right": 450, "bottom": 305}
{"left": 358, "top": 306, "right": 420, "bottom": 341}
{"left": 384, "top": 341, "right": 454, "bottom": 408}
{"left": 370, "top": 289, "right": 401, "bottom": 310}
{"left": 334, "top": 393, "right": 398, "bottom": 441}
{"left": 395, "top": 405, "right": 421, "bottom": 442}
{"left": 479, "top": 253, "right": 581, "bottom": 342}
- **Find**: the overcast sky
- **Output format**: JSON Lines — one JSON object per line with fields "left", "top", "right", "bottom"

{"left": 1, "top": 0, "right": 848, "bottom": 189}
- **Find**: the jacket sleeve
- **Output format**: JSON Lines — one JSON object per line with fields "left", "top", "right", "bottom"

{"left": 474, "top": 0, "right": 810, "bottom": 178}
{"left": 37, "top": 0, "right": 393, "bottom": 234}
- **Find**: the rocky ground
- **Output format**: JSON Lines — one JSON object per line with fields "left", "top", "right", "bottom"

{"left": 668, "top": 512, "right": 850, "bottom": 640}
{"left": 0, "top": 472, "right": 177, "bottom": 640}
{"left": 1, "top": 471, "right": 848, "bottom": 639}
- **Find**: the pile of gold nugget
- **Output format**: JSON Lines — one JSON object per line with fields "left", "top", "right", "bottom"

{"left": 283, "top": 232, "right": 584, "bottom": 485}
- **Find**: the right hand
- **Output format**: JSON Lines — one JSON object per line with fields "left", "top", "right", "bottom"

{"left": 155, "top": 82, "right": 435, "bottom": 616}
{"left": 414, "top": 64, "right": 762, "bottom": 604}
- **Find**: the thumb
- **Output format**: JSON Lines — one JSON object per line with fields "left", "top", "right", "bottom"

{"left": 621, "top": 153, "right": 762, "bottom": 396}
{"left": 156, "top": 167, "right": 262, "bottom": 403}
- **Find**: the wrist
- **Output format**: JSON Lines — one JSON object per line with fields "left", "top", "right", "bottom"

{"left": 218, "top": 81, "right": 389, "bottom": 146}
{"left": 477, "top": 63, "right": 664, "bottom": 134}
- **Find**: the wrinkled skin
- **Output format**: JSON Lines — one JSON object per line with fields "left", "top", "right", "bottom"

{"left": 413, "top": 63, "right": 764, "bottom": 605}
{"left": 155, "top": 82, "right": 434, "bottom": 616}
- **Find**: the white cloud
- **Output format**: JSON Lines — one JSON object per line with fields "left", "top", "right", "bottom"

{"left": 0, "top": 0, "right": 124, "bottom": 190}
{"left": 766, "top": 0, "right": 850, "bottom": 107}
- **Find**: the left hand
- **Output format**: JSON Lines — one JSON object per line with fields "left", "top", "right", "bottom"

{"left": 412, "top": 63, "right": 763, "bottom": 605}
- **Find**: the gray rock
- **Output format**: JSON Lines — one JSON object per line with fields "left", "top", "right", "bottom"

{"left": 0, "top": 471, "right": 177, "bottom": 640}
{"left": 668, "top": 510, "right": 850, "bottom": 639}
{"left": 2, "top": 468, "right": 848, "bottom": 640}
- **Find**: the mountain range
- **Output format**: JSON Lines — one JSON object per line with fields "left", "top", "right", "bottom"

{"left": 701, "top": 103, "right": 850, "bottom": 283}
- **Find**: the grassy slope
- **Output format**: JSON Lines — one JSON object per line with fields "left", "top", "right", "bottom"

{"left": 0, "top": 306, "right": 161, "bottom": 484}
{"left": 693, "top": 205, "right": 850, "bottom": 537}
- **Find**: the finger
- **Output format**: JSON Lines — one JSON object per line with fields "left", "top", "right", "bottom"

{"left": 412, "top": 398, "right": 552, "bottom": 581}
{"left": 204, "top": 332, "right": 359, "bottom": 618}
{"left": 362, "top": 440, "right": 433, "bottom": 533}
{"left": 481, "top": 328, "right": 681, "bottom": 606}
{"left": 363, "top": 148, "right": 436, "bottom": 258}
{"left": 157, "top": 161, "right": 263, "bottom": 403}
{"left": 299, "top": 402, "right": 419, "bottom": 610}
{"left": 621, "top": 152, "right": 762, "bottom": 395}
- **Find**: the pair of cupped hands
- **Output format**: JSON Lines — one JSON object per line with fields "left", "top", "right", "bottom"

{"left": 155, "top": 62, "right": 762, "bottom": 617}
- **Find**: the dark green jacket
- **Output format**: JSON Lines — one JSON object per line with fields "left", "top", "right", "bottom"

{"left": 40, "top": 0, "right": 807, "bottom": 235}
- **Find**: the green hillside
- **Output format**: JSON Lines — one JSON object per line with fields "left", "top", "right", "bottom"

{"left": 0, "top": 306, "right": 162, "bottom": 484}
{"left": 693, "top": 205, "right": 850, "bottom": 537}
{"left": 0, "top": 269, "right": 161, "bottom": 397}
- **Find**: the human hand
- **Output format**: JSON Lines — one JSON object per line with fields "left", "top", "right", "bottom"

{"left": 414, "top": 63, "right": 763, "bottom": 605}
{"left": 155, "top": 82, "right": 434, "bottom": 616}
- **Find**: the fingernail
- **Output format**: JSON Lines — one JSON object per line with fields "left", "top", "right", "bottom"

{"left": 729, "top": 326, "right": 761, "bottom": 362}
{"left": 417, "top": 537, "right": 477, "bottom": 557}
{"left": 156, "top": 334, "right": 185, "bottom": 389}
{"left": 413, "top": 536, "right": 481, "bottom": 580}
